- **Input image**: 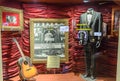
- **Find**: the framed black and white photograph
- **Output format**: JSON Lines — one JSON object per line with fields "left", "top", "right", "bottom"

{"left": 30, "top": 18, "right": 69, "bottom": 63}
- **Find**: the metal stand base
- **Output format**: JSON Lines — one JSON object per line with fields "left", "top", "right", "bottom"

{"left": 80, "top": 74, "right": 96, "bottom": 81}
{"left": 20, "top": 78, "right": 36, "bottom": 81}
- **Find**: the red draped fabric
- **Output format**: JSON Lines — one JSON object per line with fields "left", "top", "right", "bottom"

{"left": 21, "top": 3, "right": 87, "bottom": 74}
{"left": 1, "top": 2, "right": 117, "bottom": 80}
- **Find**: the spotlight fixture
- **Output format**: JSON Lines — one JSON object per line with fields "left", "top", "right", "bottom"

{"left": 83, "top": 0, "right": 90, "bottom": 3}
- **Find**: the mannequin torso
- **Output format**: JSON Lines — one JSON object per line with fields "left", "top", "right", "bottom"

{"left": 86, "top": 9, "right": 94, "bottom": 25}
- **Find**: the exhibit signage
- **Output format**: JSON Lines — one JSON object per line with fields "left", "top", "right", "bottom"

{"left": 47, "top": 55, "right": 60, "bottom": 68}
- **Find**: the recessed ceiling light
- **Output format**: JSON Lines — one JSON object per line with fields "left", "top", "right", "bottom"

{"left": 83, "top": 0, "right": 89, "bottom": 3}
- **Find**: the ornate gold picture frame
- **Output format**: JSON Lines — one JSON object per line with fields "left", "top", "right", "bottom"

{"left": 111, "top": 7, "right": 120, "bottom": 35}
{"left": 30, "top": 18, "right": 69, "bottom": 63}
{"left": 0, "top": 6, "right": 23, "bottom": 31}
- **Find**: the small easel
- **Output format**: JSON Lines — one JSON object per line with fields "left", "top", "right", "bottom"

{"left": 47, "top": 55, "right": 60, "bottom": 74}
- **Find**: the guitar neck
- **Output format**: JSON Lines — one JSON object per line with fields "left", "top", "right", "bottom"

{"left": 13, "top": 38, "right": 26, "bottom": 61}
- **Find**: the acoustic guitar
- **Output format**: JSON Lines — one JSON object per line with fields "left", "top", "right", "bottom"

{"left": 13, "top": 38, "right": 38, "bottom": 80}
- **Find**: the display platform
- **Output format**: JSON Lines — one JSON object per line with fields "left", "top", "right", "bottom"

{"left": 5, "top": 72, "right": 115, "bottom": 81}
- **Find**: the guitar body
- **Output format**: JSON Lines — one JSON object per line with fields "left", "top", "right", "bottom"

{"left": 18, "top": 56, "right": 38, "bottom": 80}
{"left": 13, "top": 38, "right": 38, "bottom": 80}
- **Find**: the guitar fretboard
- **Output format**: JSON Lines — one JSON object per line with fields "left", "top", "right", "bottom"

{"left": 13, "top": 38, "right": 26, "bottom": 61}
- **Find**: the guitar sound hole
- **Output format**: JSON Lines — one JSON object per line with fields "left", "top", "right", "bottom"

{"left": 24, "top": 61, "right": 28, "bottom": 65}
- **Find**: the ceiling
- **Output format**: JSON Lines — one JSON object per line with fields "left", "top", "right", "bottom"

{"left": 1, "top": 0, "right": 118, "bottom": 4}
{"left": 17, "top": 0, "right": 91, "bottom": 3}
{"left": 16, "top": 0, "right": 110, "bottom": 4}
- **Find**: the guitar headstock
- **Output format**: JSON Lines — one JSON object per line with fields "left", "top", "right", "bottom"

{"left": 12, "top": 38, "right": 17, "bottom": 42}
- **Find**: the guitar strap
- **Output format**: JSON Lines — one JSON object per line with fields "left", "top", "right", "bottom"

{"left": 0, "top": 28, "right": 3, "bottom": 81}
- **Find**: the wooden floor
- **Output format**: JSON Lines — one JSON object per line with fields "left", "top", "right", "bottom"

{"left": 6, "top": 73, "right": 116, "bottom": 81}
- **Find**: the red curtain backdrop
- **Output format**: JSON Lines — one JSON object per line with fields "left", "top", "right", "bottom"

{"left": 0, "top": 1, "right": 117, "bottom": 80}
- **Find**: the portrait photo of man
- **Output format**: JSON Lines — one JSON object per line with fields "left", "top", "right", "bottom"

{"left": 6, "top": 15, "right": 17, "bottom": 24}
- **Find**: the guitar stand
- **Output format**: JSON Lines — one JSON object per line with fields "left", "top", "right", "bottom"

{"left": 20, "top": 78, "right": 36, "bottom": 81}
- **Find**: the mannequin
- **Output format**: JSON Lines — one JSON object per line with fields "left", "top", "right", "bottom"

{"left": 78, "top": 8, "right": 103, "bottom": 80}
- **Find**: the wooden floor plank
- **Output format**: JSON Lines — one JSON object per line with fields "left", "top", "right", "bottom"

{"left": 5, "top": 72, "right": 115, "bottom": 81}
